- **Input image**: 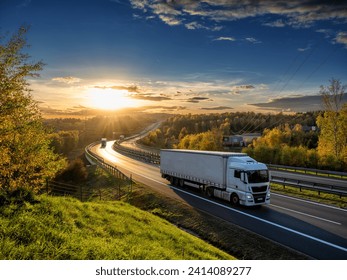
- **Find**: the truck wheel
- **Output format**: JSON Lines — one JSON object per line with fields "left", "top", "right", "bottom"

{"left": 231, "top": 194, "right": 239, "bottom": 205}
{"left": 206, "top": 187, "right": 214, "bottom": 198}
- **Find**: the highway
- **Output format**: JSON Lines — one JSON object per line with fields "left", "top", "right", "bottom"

{"left": 91, "top": 141, "right": 347, "bottom": 259}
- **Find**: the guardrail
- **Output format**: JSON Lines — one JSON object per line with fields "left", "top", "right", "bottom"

{"left": 112, "top": 142, "right": 347, "bottom": 198}
{"left": 271, "top": 175, "right": 347, "bottom": 198}
{"left": 113, "top": 141, "right": 160, "bottom": 165}
{"left": 268, "top": 164, "right": 347, "bottom": 179}
{"left": 85, "top": 141, "right": 133, "bottom": 182}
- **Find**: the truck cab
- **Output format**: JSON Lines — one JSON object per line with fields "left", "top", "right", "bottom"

{"left": 227, "top": 156, "right": 270, "bottom": 206}
{"left": 101, "top": 138, "right": 107, "bottom": 148}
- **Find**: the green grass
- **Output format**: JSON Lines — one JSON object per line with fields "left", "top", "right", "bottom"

{"left": 0, "top": 195, "right": 233, "bottom": 260}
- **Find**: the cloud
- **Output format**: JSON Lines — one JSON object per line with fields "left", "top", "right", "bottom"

{"left": 230, "top": 84, "right": 255, "bottom": 94}
{"left": 236, "top": 85, "right": 255, "bottom": 90}
{"left": 52, "top": 76, "right": 81, "bottom": 84}
{"left": 130, "top": 93, "right": 172, "bottom": 101}
{"left": 263, "top": 19, "right": 286, "bottom": 27}
{"left": 250, "top": 93, "right": 347, "bottom": 112}
{"left": 316, "top": 28, "right": 333, "bottom": 38}
{"left": 200, "top": 106, "right": 233, "bottom": 110}
{"left": 297, "top": 45, "right": 311, "bottom": 52}
{"left": 185, "top": 21, "right": 223, "bottom": 31}
{"left": 130, "top": 1, "right": 347, "bottom": 30}
{"left": 335, "top": 31, "right": 347, "bottom": 48}
{"left": 140, "top": 105, "right": 187, "bottom": 112}
{"left": 159, "top": 14, "right": 182, "bottom": 26}
{"left": 94, "top": 85, "right": 140, "bottom": 93}
{"left": 214, "top": 36, "right": 236, "bottom": 41}
{"left": 186, "top": 96, "right": 210, "bottom": 103}
{"left": 245, "top": 37, "right": 261, "bottom": 44}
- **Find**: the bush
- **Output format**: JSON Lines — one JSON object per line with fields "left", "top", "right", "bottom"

{"left": 55, "top": 158, "right": 88, "bottom": 184}
{"left": 0, "top": 187, "right": 37, "bottom": 206}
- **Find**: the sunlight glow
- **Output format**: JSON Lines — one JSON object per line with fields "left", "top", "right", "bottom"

{"left": 86, "top": 87, "right": 138, "bottom": 110}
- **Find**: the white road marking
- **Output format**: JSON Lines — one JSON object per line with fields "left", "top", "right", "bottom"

{"left": 272, "top": 192, "right": 347, "bottom": 212}
{"left": 270, "top": 204, "right": 342, "bottom": 225}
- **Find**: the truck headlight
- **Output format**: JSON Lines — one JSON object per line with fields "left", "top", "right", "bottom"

{"left": 246, "top": 194, "right": 253, "bottom": 199}
{"left": 266, "top": 193, "right": 270, "bottom": 198}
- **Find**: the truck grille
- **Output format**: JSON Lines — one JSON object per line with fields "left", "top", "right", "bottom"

{"left": 251, "top": 186, "right": 267, "bottom": 193}
{"left": 253, "top": 193, "right": 266, "bottom": 203}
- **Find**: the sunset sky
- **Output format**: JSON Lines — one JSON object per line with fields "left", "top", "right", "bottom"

{"left": 1, "top": 0, "right": 347, "bottom": 114}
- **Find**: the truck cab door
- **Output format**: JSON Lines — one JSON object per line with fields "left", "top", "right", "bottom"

{"left": 241, "top": 172, "right": 247, "bottom": 184}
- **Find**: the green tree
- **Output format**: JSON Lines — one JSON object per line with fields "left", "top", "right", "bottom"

{"left": 0, "top": 26, "right": 66, "bottom": 194}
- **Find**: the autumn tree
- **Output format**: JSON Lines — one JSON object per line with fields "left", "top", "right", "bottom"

{"left": 317, "top": 79, "right": 347, "bottom": 165}
{"left": 0, "top": 26, "right": 66, "bottom": 194}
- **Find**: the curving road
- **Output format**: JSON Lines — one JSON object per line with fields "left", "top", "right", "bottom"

{"left": 91, "top": 141, "right": 347, "bottom": 259}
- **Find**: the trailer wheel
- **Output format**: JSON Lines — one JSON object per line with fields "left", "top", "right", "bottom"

{"left": 169, "top": 176, "right": 175, "bottom": 185}
{"left": 231, "top": 193, "right": 239, "bottom": 205}
{"left": 179, "top": 179, "right": 185, "bottom": 188}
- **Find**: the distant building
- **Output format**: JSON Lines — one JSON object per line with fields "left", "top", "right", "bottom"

{"left": 223, "top": 135, "right": 244, "bottom": 147}
{"left": 222, "top": 133, "right": 261, "bottom": 148}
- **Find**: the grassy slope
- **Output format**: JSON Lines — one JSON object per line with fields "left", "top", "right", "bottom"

{"left": 0, "top": 195, "right": 233, "bottom": 260}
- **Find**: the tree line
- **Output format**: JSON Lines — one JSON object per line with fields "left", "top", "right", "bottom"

{"left": 140, "top": 80, "right": 346, "bottom": 171}
{"left": 140, "top": 112, "right": 320, "bottom": 149}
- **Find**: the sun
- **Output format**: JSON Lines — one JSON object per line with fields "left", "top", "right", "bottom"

{"left": 86, "top": 87, "right": 137, "bottom": 110}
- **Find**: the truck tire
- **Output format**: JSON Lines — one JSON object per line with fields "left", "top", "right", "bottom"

{"left": 206, "top": 187, "right": 214, "bottom": 198}
{"left": 169, "top": 176, "right": 175, "bottom": 185}
{"left": 231, "top": 193, "right": 239, "bottom": 205}
{"left": 179, "top": 179, "right": 185, "bottom": 188}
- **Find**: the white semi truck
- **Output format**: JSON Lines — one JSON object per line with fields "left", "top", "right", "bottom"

{"left": 101, "top": 138, "right": 107, "bottom": 148}
{"left": 160, "top": 149, "right": 270, "bottom": 206}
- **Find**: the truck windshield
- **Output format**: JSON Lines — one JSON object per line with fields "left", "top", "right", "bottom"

{"left": 247, "top": 170, "right": 269, "bottom": 183}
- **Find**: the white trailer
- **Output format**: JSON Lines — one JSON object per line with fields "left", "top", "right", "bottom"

{"left": 160, "top": 149, "right": 270, "bottom": 206}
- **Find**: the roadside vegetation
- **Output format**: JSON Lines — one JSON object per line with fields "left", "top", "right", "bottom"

{"left": 0, "top": 195, "right": 232, "bottom": 260}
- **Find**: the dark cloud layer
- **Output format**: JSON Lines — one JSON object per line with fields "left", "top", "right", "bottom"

{"left": 251, "top": 93, "right": 347, "bottom": 112}
{"left": 200, "top": 106, "right": 233, "bottom": 110}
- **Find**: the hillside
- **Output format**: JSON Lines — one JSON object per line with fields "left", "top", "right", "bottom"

{"left": 0, "top": 195, "right": 233, "bottom": 260}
